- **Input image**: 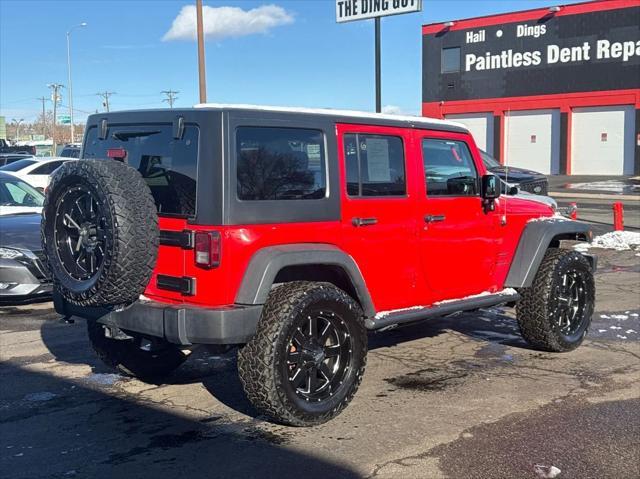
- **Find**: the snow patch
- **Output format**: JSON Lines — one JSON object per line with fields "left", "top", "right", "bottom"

{"left": 573, "top": 231, "right": 640, "bottom": 253}
{"left": 534, "top": 464, "right": 562, "bottom": 478}
{"left": 432, "top": 288, "right": 518, "bottom": 306}
{"left": 527, "top": 213, "right": 570, "bottom": 223}
{"left": 616, "top": 335, "right": 628, "bottom": 340}
{"left": 609, "top": 326, "right": 622, "bottom": 330}
{"left": 374, "top": 288, "right": 518, "bottom": 319}
{"left": 24, "top": 391, "right": 57, "bottom": 402}
{"left": 564, "top": 180, "right": 628, "bottom": 193}
{"left": 85, "top": 373, "right": 122, "bottom": 386}
{"left": 374, "top": 305, "right": 426, "bottom": 320}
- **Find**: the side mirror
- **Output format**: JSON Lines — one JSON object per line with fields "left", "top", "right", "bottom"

{"left": 482, "top": 174, "right": 499, "bottom": 200}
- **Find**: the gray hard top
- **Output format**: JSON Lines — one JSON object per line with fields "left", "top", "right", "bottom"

{"left": 86, "top": 104, "right": 469, "bottom": 134}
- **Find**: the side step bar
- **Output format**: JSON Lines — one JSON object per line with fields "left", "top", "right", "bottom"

{"left": 365, "top": 290, "right": 521, "bottom": 331}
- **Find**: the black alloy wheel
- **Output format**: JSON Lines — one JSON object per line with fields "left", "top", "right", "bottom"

{"left": 284, "top": 309, "right": 353, "bottom": 403}
{"left": 554, "top": 270, "right": 588, "bottom": 336}
{"left": 54, "top": 185, "right": 106, "bottom": 281}
{"left": 237, "top": 281, "right": 367, "bottom": 426}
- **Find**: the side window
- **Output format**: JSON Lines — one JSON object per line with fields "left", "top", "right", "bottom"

{"left": 32, "top": 161, "right": 63, "bottom": 175}
{"left": 236, "top": 127, "right": 326, "bottom": 201}
{"left": 423, "top": 138, "right": 478, "bottom": 196}
{"left": 441, "top": 47, "right": 461, "bottom": 73}
{"left": 343, "top": 133, "right": 406, "bottom": 197}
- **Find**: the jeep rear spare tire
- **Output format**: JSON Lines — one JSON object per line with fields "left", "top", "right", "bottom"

{"left": 42, "top": 159, "right": 158, "bottom": 307}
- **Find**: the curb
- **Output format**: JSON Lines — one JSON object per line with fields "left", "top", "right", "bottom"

{"left": 549, "top": 192, "right": 640, "bottom": 201}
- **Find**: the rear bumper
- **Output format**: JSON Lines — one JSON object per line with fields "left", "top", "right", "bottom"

{"left": 54, "top": 294, "right": 262, "bottom": 346}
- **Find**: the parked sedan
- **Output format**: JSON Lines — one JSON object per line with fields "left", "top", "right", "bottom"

{"left": 0, "top": 153, "right": 34, "bottom": 167}
{"left": 479, "top": 150, "right": 549, "bottom": 195}
{"left": 0, "top": 156, "right": 74, "bottom": 191}
{"left": 0, "top": 213, "right": 51, "bottom": 302}
{"left": 0, "top": 172, "right": 44, "bottom": 216}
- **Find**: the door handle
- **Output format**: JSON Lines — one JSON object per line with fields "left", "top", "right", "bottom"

{"left": 352, "top": 217, "right": 378, "bottom": 227}
{"left": 424, "top": 214, "right": 446, "bottom": 223}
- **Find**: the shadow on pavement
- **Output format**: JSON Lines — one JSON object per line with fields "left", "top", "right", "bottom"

{"left": 0, "top": 362, "right": 361, "bottom": 479}
{"left": 38, "top": 305, "right": 534, "bottom": 423}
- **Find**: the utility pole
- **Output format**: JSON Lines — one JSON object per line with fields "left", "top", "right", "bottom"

{"left": 48, "top": 83, "right": 64, "bottom": 152}
{"left": 37, "top": 96, "right": 47, "bottom": 137}
{"left": 96, "top": 91, "right": 115, "bottom": 112}
{"left": 161, "top": 90, "right": 179, "bottom": 108}
{"left": 67, "top": 22, "right": 87, "bottom": 143}
{"left": 374, "top": 17, "right": 381, "bottom": 113}
{"left": 196, "top": 0, "right": 207, "bottom": 103}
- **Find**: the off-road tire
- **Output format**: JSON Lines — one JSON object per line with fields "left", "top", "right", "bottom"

{"left": 517, "top": 248, "right": 595, "bottom": 352}
{"left": 237, "top": 282, "right": 367, "bottom": 426}
{"left": 42, "top": 160, "right": 158, "bottom": 307}
{"left": 87, "top": 321, "right": 187, "bottom": 381}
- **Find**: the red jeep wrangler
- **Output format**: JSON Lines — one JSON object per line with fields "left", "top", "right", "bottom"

{"left": 42, "top": 105, "right": 596, "bottom": 426}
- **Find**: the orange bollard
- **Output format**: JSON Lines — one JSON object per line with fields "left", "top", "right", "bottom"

{"left": 568, "top": 202, "right": 578, "bottom": 220}
{"left": 613, "top": 202, "right": 624, "bottom": 231}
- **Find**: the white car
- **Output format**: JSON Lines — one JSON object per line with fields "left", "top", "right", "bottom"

{"left": 0, "top": 171, "right": 44, "bottom": 215}
{"left": 0, "top": 157, "right": 75, "bottom": 191}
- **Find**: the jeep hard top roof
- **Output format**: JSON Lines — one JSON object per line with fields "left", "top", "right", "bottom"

{"left": 86, "top": 104, "right": 468, "bottom": 134}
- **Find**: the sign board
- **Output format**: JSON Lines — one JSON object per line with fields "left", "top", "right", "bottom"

{"left": 423, "top": 6, "right": 640, "bottom": 102}
{"left": 336, "top": 0, "right": 422, "bottom": 23}
{"left": 57, "top": 115, "right": 71, "bottom": 125}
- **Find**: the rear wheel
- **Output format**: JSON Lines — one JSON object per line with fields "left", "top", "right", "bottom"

{"left": 237, "top": 282, "right": 367, "bottom": 426}
{"left": 87, "top": 321, "right": 188, "bottom": 381}
{"left": 516, "top": 248, "right": 595, "bottom": 352}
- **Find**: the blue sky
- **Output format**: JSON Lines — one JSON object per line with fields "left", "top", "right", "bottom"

{"left": 1, "top": 0, "right": 583, "bottom": 123}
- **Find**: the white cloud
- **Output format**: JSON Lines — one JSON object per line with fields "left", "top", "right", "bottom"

{"left": 163, "top": 4, "right": 294, "bottom": 42}
{"left": 381, "top": 105, "right": 420, "bottom": 116}
{"left": 381, "top": 105, "right": 404, "bottom": 115}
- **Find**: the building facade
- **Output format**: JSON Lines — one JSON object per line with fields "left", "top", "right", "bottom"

{"left": 422, "top": 0, "right": 640, "bottom": 175}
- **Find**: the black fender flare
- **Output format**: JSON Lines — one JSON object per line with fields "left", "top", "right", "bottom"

{"left": 235, "top": 243, "right": 376, "bottom": 317}
{"left": 504, "top": 220, "right": 594, "bottom": 288}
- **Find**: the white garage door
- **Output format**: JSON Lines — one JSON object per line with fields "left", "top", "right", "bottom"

{"left": 571, "top": 105, "right": 635, "bottom": 175}
{"left": 504, "top": 109, "right": 560, "bottom": 174}
{"left": 445, "top": 113, "right": 494, "bottom": 155}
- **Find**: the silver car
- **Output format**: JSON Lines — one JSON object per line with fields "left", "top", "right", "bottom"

{"left": 0, "top": 212, "right": 51, "bottom": 302}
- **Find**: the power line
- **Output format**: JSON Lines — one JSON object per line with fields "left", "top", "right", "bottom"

{"left": 161, "top": 90, "right": 179, "bottom": 108}
{"left": 96, "top": 91, "right": 116, "bottom": 112}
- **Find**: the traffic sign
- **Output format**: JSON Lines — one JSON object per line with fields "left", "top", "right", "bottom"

{"left": 57, "top": 115, "right": 71, "bottom": 125}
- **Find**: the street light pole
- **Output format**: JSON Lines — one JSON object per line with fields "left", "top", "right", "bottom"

{"left": 67, "top": 22, "right": 87, "bottom": 144}
{"left": 11, "top": 118, "right": 24, "bottom": 141}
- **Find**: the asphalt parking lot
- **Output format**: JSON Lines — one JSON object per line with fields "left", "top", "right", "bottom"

{"left": 1, "top": 244, "right": 639, "bottom": 479}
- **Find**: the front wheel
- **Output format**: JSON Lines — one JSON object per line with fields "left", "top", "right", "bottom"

{"left": 237, "top": 282, "right": 367, "bottom": 426}
{"left": 516, "top": 248, "right": 595, "bottom": 352}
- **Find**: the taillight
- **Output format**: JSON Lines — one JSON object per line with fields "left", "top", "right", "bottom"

{"left": 107, "top": 148, "right": 127, "bottom": 160}
{"left": 194, "top": 231, "right": 221, "bottom": 268}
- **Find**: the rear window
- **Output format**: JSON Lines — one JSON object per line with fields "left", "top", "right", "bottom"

{"left": 84, "top": 124, "right": 198, "bottom": 217}
{"left": 236, "top": 127, "right": 326, "bottom": 201}
{"left": 60, "top": 147, "right": 80, "bottom": 158}
{"left": 0, "top": 158, "right": 37, "bottom": 172}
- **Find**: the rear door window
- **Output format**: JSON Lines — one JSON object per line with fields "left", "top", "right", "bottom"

{"left": 236, "top": 127, "right": 326, "bottom": 201}
{"left": 343, "top": 133, "right": 406, "bottom": 197}
{"left": 84, "top": 124, "right": 199, "bottom": 217}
